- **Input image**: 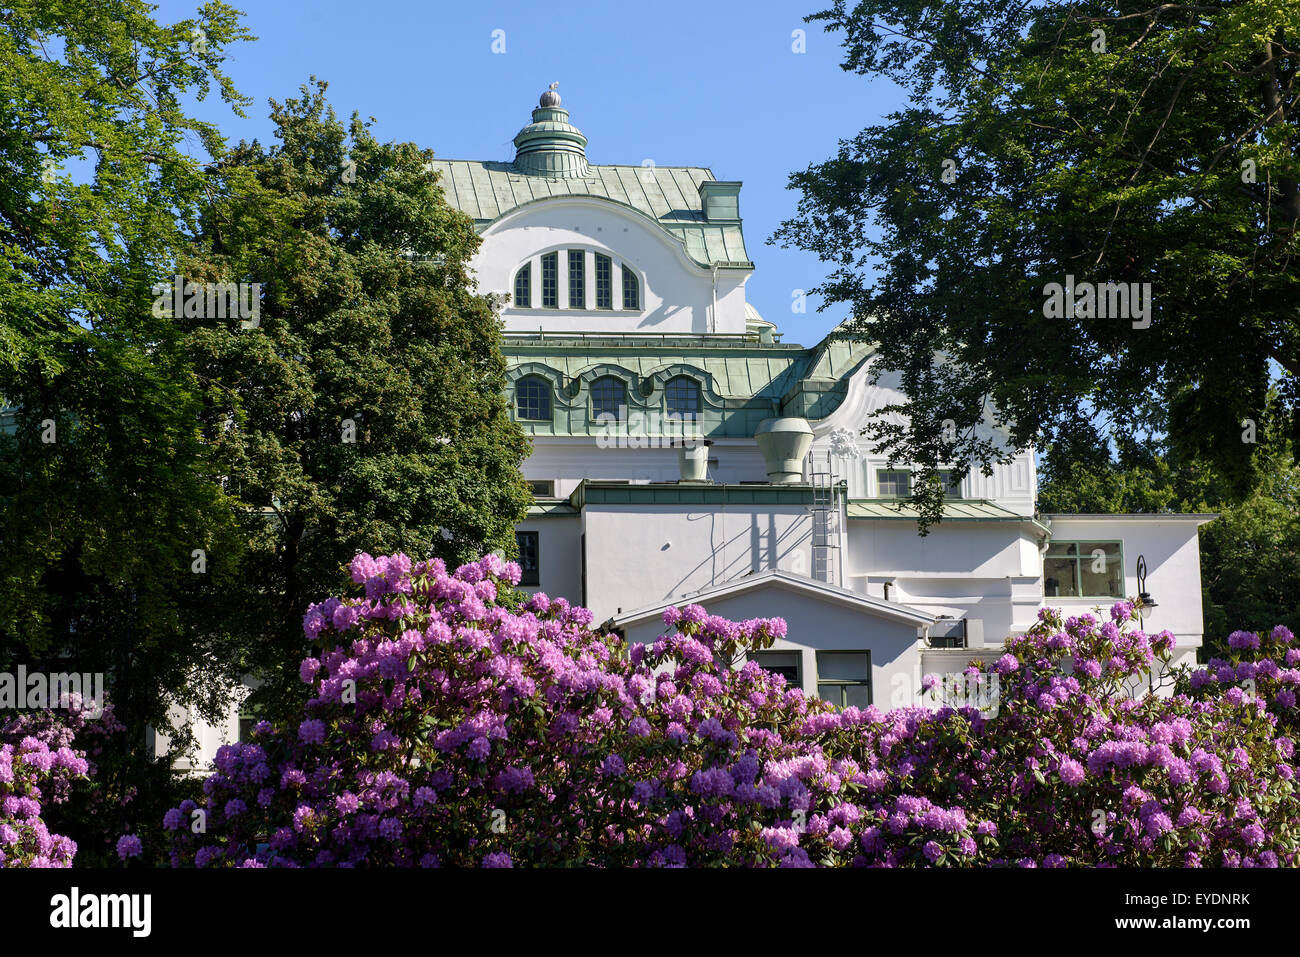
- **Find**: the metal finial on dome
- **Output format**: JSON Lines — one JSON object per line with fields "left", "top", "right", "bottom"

{"left": 539, "top": 82, "right": 560, "bottom": 107}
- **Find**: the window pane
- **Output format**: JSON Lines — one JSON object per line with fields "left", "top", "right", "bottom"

{"left": 568, "top": 249, "right": 585, "bottom": 309}
{"left": 817, "top": 652, "right": 869, "bottom": 681}
{"left": 844, "top": 684, "right": 872, "bottom": 709}
{"left": 1078, "top": 541, "right": 1123, "bottom": 597}
{"left": 1046, "top": 542, "right": 1079, "bottom": 558}
{"left": 750, "top": 651, "right": 800, "bottom": 685}
{"left": 516, "top": 377, "right": 551, "bottom": 421}
{"left": 591, "top": 377, "right": 626, "bottom": 421}
{"left": 622, "top": 266, "right": 640, "bottom": 310}
{"left": 1043, "top": 555, "right": 1080, "bottom": 597}
{"left": 817, "top": 684, "right": 842, "bottom": 707}
{"left": 541, "top": 252, "right": 558, "bottom": 307}
{"left": 526, "top": 480, "right": 555, "bottom": 497}
{"left": 937, "top": 469, "right": 963, "bottom": 497}
{"left": 514, "top": 262, "right": 531, "bottom": 308}
{"left": 877, "top": 470, "right": 910, "bottom": 498}
{"left": 516, "top": 531, "right": 539, "bottom": 586}
{"left": 665, "top": 376, "right": 701, "bottom": 415}
{"left": 595, "top": 254, "right": 612, "bottom": 309}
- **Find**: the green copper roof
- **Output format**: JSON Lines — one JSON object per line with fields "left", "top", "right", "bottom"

{"left": 427, "top": 90, "right": 753, "bottom": 268}
{"left": 504, "top": 327, "right": 874, "bottom": 438}
{"left": 572, "top": 481, "right": 818, "bottom": 508}
{"left": 847, "top": 500, "right": 1027, "bottom": 521}
{"left": 428, "top": 159, "right": 750, "bottom": 268}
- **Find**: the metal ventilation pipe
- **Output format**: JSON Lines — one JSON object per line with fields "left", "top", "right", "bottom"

{"left": 753, "top": 418, "right": 814, "bottom": 483}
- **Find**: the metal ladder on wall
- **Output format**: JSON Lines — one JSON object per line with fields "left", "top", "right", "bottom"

{"left": 807, "top": 451, "right": 842, "bottom": 586}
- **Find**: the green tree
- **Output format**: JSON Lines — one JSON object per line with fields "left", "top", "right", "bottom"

{"left": 1037, "top": 399, "right": 1300, "bottom": 654}
{"left": 0, "top": 1, "right": 253, "bottom": 747}
{"left": 775, "top": 0, "right": 1299, "bottom": 529}
{"left": 182, "top": 80, "right": 531, "bottom": 719}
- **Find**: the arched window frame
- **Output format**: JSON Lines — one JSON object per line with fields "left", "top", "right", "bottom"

{"left": 589, "top": 375, "right": 627, "bottom": 422}
{"left": 664, "top": 375, "right": 702, "bottom": 417}
{"left": 622, "top": 263, "right": 641, "bottom": 311}
{"left": 514, "top": 262, "right": 531, "bottom": 309}
{"left": 515, "top": 375, "right": 552, "bottom": 421}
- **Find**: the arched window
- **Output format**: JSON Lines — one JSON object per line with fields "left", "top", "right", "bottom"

{"left": 514, "top": 262, "right": 531, "bottom": 308}
{"left": 590, "top": 376, "right": 626, "bottom": 421}
{"left": 515, "top": 376, "right": 552, "bottom": 421}
{"left": 622, "top": 265, "right": 640, "bottom": 310}
{"left": 665, "top": 376, "right": 701, "bottom": 416}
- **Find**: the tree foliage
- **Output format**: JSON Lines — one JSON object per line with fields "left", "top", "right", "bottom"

{"left": 182, "top": 80, "right": 532, "bottom": 719}
{"left": 775, "top": 0, "right": 1299, "bottom": 529}
{"left": 0, "top": 0, "right": 254, "bottom": 743}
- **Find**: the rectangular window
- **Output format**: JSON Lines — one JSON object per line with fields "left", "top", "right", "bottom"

{"left": 877, "top": 469, "right": 910, "bottom": 498}
{"left": 749, "top": 651, "right": 801, "bottom": 686}
{"left": 516, "top": 531, "right": 540, "bottom": 586}
{"left": 237, "top": 700, "right": 263, "bottom": 744}
{"left": 541, "top": 252, "right": 558, "bottom": 308}
{"left": 527, "top": 480, "right": 556, "bottom": 498}
{"left": 936, "top": 469, "right": 964, "bottom": 498}
{"left": 595, "top": 254, "right": 612, "bottom": 309}
{"left": 568, "top": 249, "right": 585, "bottom": 310}
{"left": 1043, "top": 541, "right": 1123, "bottom": 598}
{"left": 816, "top": 652, "right": 871, "bottom": 708}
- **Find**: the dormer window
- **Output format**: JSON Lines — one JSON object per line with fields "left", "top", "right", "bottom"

{"left": 514, "top": 262, "right": 531, "bottom": 308}
{"left": 515, "top": 376, "right": 552, "bottom": 421}
{"left": 590, "top": 376, "right": 626, "bottom": 421}
{"left": 665, "top": 376, "right": 701, "bottom": 416}
{"left": 622, "top": 265, "right": 640, "bottom": 311}
{"left": 541, "top": 252, "right": 558, "bottom": 307}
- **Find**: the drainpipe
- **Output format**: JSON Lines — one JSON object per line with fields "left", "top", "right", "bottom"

{"left": 710, "top": 263, "right": 718, "bottom": 334}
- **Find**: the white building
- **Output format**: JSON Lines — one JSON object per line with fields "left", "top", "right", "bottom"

{"left": 165, "top": 88, "right": 1215, "bottom": 767}
{"left": 459, "top": 88, "right": 1214, "bottom": 709}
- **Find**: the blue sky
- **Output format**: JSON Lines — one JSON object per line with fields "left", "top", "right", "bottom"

{"left": 154, "top": 0, "right": 908, "bottom": 345}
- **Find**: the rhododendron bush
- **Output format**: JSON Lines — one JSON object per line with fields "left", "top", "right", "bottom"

{"left": 163, "top": 553, "right": 1300, "bottom": 868}
{"left": 0, "top": 703, "right": 96, "bottom": 867}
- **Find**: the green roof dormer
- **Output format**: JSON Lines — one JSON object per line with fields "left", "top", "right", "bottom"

{"left": 512, "top": 85, "right": 589, "bottom": 178}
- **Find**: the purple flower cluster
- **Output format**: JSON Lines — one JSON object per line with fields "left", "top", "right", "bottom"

{"left": 160, "top": 554, "right": 1300, "bottom": 868}
{"left": 0, "top": 736, "right": 88, "bottom": 867}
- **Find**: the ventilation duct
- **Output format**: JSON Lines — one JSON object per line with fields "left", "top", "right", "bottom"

{"left": 753, "top": 418, "right": 813, "bottom": 484}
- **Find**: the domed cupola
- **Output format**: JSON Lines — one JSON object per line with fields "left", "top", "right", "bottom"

{"left": 512, "top": 84, "right": 589, "bottom": 178}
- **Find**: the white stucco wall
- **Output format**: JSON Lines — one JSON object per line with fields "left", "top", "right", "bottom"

{"left": 806, "top": 361, "right": 1039, "bottom": 515}
{"left": 523, "top": 437, "right": 770, "bottom": 498}
{"left": 582, "top": 503, "right": 814, "bottom": 622}
{"left": 515, "top": 511, "right": 583, "bottom": 605}
{"left": 1041, "top": 515, "right": 1210, "bottom": 655}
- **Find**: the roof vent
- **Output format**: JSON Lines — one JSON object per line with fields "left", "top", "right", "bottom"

{"left": 672, "top": 438, "right": 714, "bottom": 482}
{"left": 754, "top": 418, "right": 813, "bottom": 484}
